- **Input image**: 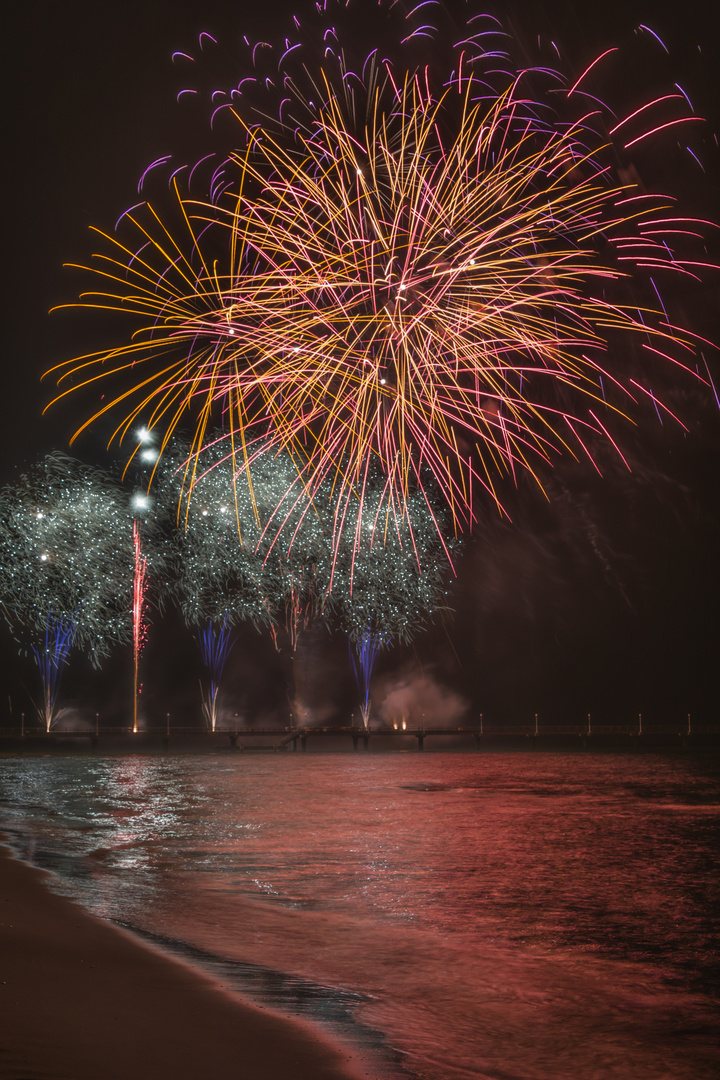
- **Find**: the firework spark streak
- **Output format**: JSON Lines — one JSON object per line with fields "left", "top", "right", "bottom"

{"left": 132, "top": 519, "right": 148, "bottom": 732}
{"left": 197, "top": 617, "right": 235, "bottom": 731}
{"left": 349, "top": 626, "right": 388, "bottom": 731}
{"left": 46, "top": 1, "right": 717, "bottom": 541}
{"left": 31, "top": 612, "right": 76, "bottom": 732}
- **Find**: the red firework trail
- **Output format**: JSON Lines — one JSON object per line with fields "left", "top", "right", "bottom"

{"left": 132, "top": 519, "right": 148, "bottom": 733}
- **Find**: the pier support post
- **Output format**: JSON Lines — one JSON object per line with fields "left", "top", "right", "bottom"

{"left": 352, "top": 734, "right": 358, "bottom": 751}
{"left": 301, "top": 733, "right": 307, "bottom": 751}
{"left": 416, "top": 733, "right": 425, "bottom": 751}
{"left": 362, "top": 734, "right": 370, "bottom": 751}
{"left": 228, "top": 733, "right": 238, "bottom": 749}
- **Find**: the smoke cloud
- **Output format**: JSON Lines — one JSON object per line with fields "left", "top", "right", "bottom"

{"left": 376, "top": 667, "right": 468, "bottom": 728}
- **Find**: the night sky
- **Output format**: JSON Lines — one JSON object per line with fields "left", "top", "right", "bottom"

{"left": 2, "top": 0, "right": 719, "bottom": 729}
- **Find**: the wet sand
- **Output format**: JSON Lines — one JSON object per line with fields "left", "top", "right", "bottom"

{"left": 0, "top": 841, "right": 370, "bottom": 1080}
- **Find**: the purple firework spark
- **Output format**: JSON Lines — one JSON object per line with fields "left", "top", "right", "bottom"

{"left": 32, "top": 611, "right": 77, "bottom": 732}
{"left": 197, "top": 616, "right": 236, "bottom": 730}
{"left": 349, "top": 625, "right": 390, "bottom": 730}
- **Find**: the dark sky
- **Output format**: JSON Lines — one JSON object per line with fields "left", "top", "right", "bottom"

{"left": 2, "top": 0, "right": 719, "bottom": 728}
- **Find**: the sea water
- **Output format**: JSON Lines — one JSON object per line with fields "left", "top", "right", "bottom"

{"left": 1, "top": 750, "right": 718, "bottom": 1079}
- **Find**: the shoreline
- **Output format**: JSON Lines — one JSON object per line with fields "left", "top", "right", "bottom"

{"left": 0, "top": 840, "right": 374, "bottom": 1080}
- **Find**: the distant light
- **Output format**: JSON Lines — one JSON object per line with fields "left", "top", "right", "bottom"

{"left": 36, "top": 512, "right": 44, "bottom": 519}
{"left": 140, "top": 449, "right": 157, "bottom": 463}
{"left": 132, "top": 494, "right": 149, "bottom": 510}
{"left": 40, "top": 553, "right": 49, "bottom": 562}
{"left": 398, "top": 283, "right": 406, "bottom": 291}
{"left": 380, "top": 378, "right": 386, "bottom": 384}
{"left": 220, "top": 505, "right": 228, "bottom": 513}
{"left": 228, "top": 328, "right": 236, "bottom": 335}
{"left": 201, "top": 509, "right": 209, "bottom": 516}
{"left": 137, "top": 427, "right": 153, "bottom": 443}
{"left": 469, "top": 259, "right": 476, "bottom": 265}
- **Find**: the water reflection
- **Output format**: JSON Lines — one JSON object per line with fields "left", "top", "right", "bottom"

{"left": 1, "top": 752, "right": 719, "bottom": 1080}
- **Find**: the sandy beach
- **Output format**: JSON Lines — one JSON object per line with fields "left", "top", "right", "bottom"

{"left": 0, "top": 841, "right": 371, "bottom": 1080}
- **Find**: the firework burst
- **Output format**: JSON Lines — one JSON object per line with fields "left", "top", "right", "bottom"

{"left": 0, "top": 455, "right": 137, "bottom": 729}
{"left": 47, "top": 2, "right": 717, "bottom": 537}
{"left": 0, "top": 455, "right": 135, "bottom": 657}
{"left": 158, "top": 436, "right": 329, "bottom": 645}
{"left": 157, "top": 432, "right": 454, "bottom": 723}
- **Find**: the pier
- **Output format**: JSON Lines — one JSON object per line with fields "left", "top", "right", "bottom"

{"left": 1, "top": 720, "right": 718, "bottom": 752}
